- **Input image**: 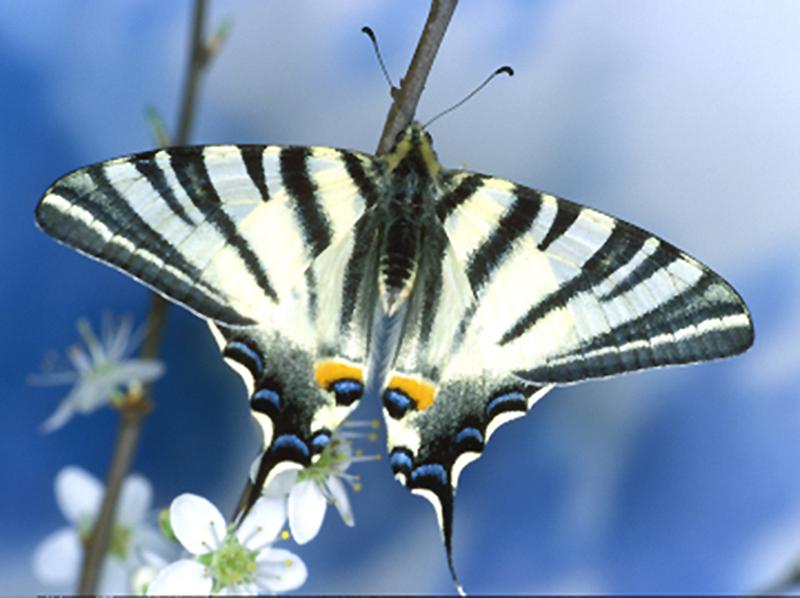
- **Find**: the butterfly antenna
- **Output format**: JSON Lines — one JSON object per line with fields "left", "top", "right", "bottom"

{"left": 362, "top": 26, "right": 395, "bottom": 90}
{"left": 423, "top": 66, "right": 514, "bottom": 129}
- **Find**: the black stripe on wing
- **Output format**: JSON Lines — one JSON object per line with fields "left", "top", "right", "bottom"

{"left": 436, "top": 173, "right": 485, "bottom": 221}
{"left": 600, "top": 239, "right": 679, "bottom": 301}
{"left": 134, "top": 151, "right": 196, "bottom": 226}
{"left": 280, "top": 146, "right": 333, "bottom": 258}
{"left": 500, "top": 221, "right": 646, "bottom": 345}
{"left": 169, "top": 146, "right": 279, "bottom": 303}
{"left": 339, "top": 214, "right": 377, "bottom": 331}
{"left": 341, "top": 150, "right": 381, "bottom": 209}
{"left": 537, "top": 199, "right": 580, "bottom": 251}
{"left": 36, "top": 164, "right": 254, "bottom": 326}
{"left": 239, "top": 146, "right": 270, "bottom": 202}
{"left": 466, "top": 186, "right": 542, "bottom": 292}
{"left": 517, "top": 271, "right": 754, "bottom": 382}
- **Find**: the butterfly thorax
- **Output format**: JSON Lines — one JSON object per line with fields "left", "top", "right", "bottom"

{"left": 376, "top": 122, "right": 443, "bottom": 316}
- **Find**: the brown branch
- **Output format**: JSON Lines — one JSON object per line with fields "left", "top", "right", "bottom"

{"left": 375, "top": 0, "right": 458, "bottom": 154}
{"left": 76, "top": 0, "right": 218, "bottom": 592}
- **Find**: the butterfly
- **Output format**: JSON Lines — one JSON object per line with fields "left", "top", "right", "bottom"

{"left": 35, "top": 121, "right": 753, "bottom": 592}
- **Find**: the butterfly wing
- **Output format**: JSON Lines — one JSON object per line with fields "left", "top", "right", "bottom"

{"left": 439, "top": 172, "right": 754, "bottom": 382}
{"left": 36, "top": 144, "right": 385, "bottom": 512}
{"left": 381, "top": 169, "right": 753, "bottom": 587}
{"left": 36, "top": 144, "right": 379, "bottom": 326}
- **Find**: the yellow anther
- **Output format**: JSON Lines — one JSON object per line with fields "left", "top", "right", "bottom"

{"left": 371, "top": 419, "right": 380, "bottom": 429}
{"left": 280, "top": 530, "right": 290, "bottom": 541}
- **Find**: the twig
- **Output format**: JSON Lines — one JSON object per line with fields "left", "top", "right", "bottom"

{"left": 375, "top": 0, "right": 458, "bottom": 154}
{"left": 76, "top": 0, "right": 221, "bottom": 592}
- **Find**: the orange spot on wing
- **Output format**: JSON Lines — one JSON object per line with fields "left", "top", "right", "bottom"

{"left": 314, "top": 359, "right": 364, "bottom": 390}
{"left": 387, "top": 374, "right": 437, "bottom": 410}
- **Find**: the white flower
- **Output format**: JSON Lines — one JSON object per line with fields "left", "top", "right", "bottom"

{"left": 264, "top": 420, "right": 380, "bottom": 544}
{"left": 32, "top": 466, "right": 155, "bottom": 594}
{"left": 31, "top": 314, "right": 165, "bottom": 432}
{"left": 147, "top": 494, "right": 307, "bottom": 595}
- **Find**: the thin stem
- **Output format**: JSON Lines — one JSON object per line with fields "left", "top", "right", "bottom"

{"left": 375, "top": 0, "right": 458, "bottom": 154}
{"left": 76, "top": 0, "right": 216, "bottom": 592}
{"left": 176, "top": 0, "right": 209, "bottom": 146}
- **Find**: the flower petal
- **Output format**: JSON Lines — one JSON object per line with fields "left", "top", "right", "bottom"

{"left": 67, "top": 344, "right": 93, "bottom": 374}
{"left": 255, "top": 547, "right": 308, "bottom": 593}
{"left": 236, "top": 496, "right": 286, "bottom": 549}
{"left": 32, "top": 527, "right": 81, "bottom": 586}
{"left": 147, "top": 559, "right": 211, "bottom": 595}
{"left": 170, "top": 494, "right": 226, "bottom": 554}
{"left": 55, "top": 466, "right": 102, "bottom": 525}
{"left": 105, "top": 314, "right": 134, "bottom": 360}
{"left": 40, "top": 399, "right": 78, "bottom": 433}
{"left": 288, "top": 480, "right": 327, "bottom": 544}
{"left": 334, "top": 438, "right": 354, "bottom": 472}
{"left": 326, "top": 475, "right": 355, "bottom": 527}
{"left": 262, "top": 468, "right": 298, "bottom": 497}
{"left": 219, "top": 582, "right": 259, "bottom": 595}
{"left": 131, "top": 564, "right": 159, "bottom": 595}
{"left": 117, "top": 473, "right": 152, "bottom": 526}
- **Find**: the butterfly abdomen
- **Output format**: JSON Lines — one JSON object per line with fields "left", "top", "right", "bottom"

{"left": 377, "top": 124, "right": 444, "bottom": 314}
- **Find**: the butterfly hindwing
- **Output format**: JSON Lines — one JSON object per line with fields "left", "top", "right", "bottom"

{"left": 36, "top": 144, "right": 380, "bottom": 327}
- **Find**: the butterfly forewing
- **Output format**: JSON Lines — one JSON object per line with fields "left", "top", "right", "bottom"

{"left": 438, "top": 175, "right": 754, "bottom": 382}
{"left": 36, "top": 144, "right": 377, "bottom": 327}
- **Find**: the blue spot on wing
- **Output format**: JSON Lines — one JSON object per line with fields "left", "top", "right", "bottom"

{"left": 333, "top": 380, "right": 362, "bottom": 395}
{"left": 485, "top": 390, "right": 526, "bottom": 418}
{"left": 454, "top": 426, "right": 483, "bottom": 446}
{"left": 410, "top": 463, "right": 448, "bottom": 486}
{"left": 253, "top": 388, "right": 281, "bottom": 410}
{"left": 384, "top": 388, "right": 412, "bottom": 418}
{"left": 226, "top": 341, "right": 264, "bottom": 374}
{"left": 311, "top": 432, "right": 330, "bottom": 451}
{"left": 272, "top": 434, "right": 310, "bottom": 458}
{"left": 390, "top": 450, "right": 413, "bottom": 472}
{"left": 332, "top": 379, "right": 363, "bottom": 406}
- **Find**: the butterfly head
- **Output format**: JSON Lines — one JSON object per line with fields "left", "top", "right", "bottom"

{"left": 385, "top": 121, "right": 441, "bottom": 178}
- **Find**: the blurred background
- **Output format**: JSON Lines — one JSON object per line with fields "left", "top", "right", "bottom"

{"left": 2, "top": 0, "right": 800, "bottom": 594}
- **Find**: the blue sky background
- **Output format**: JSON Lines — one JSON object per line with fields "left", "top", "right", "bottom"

{"left": 2, "top": 1, "right": 800, "bottom": 594}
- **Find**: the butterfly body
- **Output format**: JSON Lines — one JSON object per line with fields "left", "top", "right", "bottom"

{"left": 36, "top": 120, "right": 753, "bottom": 590}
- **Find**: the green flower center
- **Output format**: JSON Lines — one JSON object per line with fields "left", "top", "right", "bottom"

{"left": 297, "top": 439, "right": 347, "bottom": 483}
{"left": 109, "top": 524, "right": 132, "bottom": 559}
{"left": 199, "top": 531, "right": 258, "bottom": 592}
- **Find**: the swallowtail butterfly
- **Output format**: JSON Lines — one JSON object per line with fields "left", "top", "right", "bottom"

{"left": 35, "top": 121, "right": 753, "bottom": 591}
